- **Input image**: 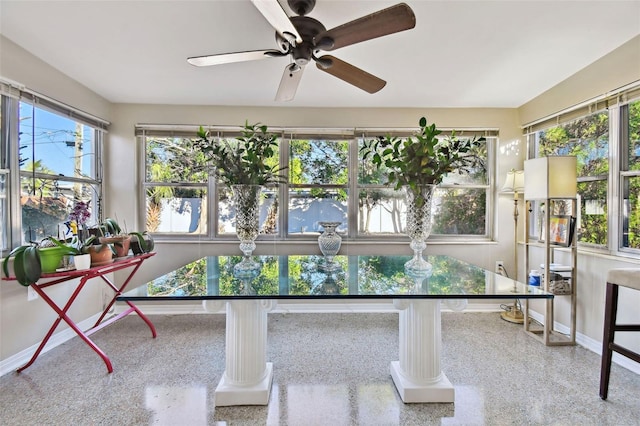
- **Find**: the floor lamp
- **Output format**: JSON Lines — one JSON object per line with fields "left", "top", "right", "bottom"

{"left": 501, "top": 169, "right": 525, "bottom": 323}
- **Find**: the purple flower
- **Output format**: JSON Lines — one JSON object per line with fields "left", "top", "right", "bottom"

{"left": 69, "top": 201, "right": 91, "bottom": 226}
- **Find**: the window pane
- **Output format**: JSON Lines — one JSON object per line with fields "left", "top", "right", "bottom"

{"left": 622, "top": 176, "right": 640, "bottom": 249}
{"left": 146, "top": 185, "right": 207, "bottom": 234}
{"left": 20, "top": 176, "right": 98, "bottom": 242}
{"left": 358, "top": 188, "right": 404, "bottom": 234}
{"left": 358, "top": 138, "right": 391, "bottom": 185}
{"left": 218, "top": 187, "right": 279, "bottom": 235}
{"left": 537, "top": 111, "right": 609, "bottom": 178}
{"left": 433, "top": 188, "right": 487, "bottom": 235}
{"left": 358, "top": 137, "right": 489, "bottom": 185}
{"left": 288, "top": 188, "right": 347, "bottom": 234}
{"left": 440, "top": 138, "right": 489, "bottom": 185}
{"left": 358, "top": 187, "right": 486, "bottom": 236}
{"left": 290, "top": 139, "right": 348, "bottom": 185}
{"left": 19, "top": 102, "right": 96, "bottom": 179}
{"left": 578, "top": 180, "right": 607, "bottom": 246}
{"left": 145, "top": 137, "right": 208, "bottom": 183}
{"left": 0, "top": 172, "right": 7, "bottom": 250}
{"left": 628, "top": 100, "right": 640, "bottom": 170}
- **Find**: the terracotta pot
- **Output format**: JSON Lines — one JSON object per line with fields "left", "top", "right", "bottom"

{"left": 87, "top": 245, "right": 113, "bottom": 266}
{"left": 99, "top": 236, "right": 131, "bottom": 257}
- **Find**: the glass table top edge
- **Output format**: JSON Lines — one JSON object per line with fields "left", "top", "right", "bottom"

{"left": 120, "top": 254, "right": 553, "bottom": 300}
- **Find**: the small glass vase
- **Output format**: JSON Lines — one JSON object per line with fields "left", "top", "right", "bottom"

{"left": 232, "top": 184, "right": 262, "bottom": 273}
{"left": 318, "top": 221, "right": 342, "bottom": 271}
{"left": 403, "top": 184, "right": 436, "bottom": 274}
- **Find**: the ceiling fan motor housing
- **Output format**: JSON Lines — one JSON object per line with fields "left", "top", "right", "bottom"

{"left": 288, "top": 16, "right": 326, "bottom": 65}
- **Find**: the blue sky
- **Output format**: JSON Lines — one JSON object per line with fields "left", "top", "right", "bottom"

{"left": 19, "top": 102, "right": 94, "bottom": 178}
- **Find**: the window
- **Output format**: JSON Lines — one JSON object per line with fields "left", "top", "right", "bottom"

{"left": 621, "top": 99, "right": 640, "bottom": 250}
{"left": 139, "top": 125, "right": 493, "bottom": 241}
{"left": 357, "top": 133, "right": 492, "bottom": 237}
{"left": 525, "top": 83, "right": 640, "bottom": 256}
{"left": 0, "top": 102, "right": 7, "bottom": 251}
{"left": 529, "top": 110, "right": 609, "bottom": 247}
{"left": 18, "top": 101, "right": 102, "bottom": 242}
{"left": 287, "top": 133, "right": 349, "bottom": 235}
{"left": 144, "top": 135, "right": 209, "bottom": 234}
{"left": 0, "top": 80, "right": 106, "bottom": 254}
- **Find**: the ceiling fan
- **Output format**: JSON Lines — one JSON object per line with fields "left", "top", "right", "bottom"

{"left": 187, "top": 0, "right": 416, "bottom": 101}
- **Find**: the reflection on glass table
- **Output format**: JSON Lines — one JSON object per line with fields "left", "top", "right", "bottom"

{"left": 118, "top": 254, "right": 551, "bottom": 407}
{"left": 121, "top": 255, "right": 549, "bottom": 300}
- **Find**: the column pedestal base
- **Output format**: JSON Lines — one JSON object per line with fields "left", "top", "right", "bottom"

{"left": 214, "top": 363, "right": 273, "bottom": 406}
{"left": 390, "top": 361, "right": 454, "bottom": 403}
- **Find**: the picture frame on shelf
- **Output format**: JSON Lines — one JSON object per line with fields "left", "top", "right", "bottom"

{"left": 548, "top": 215, "right": 575, "bottom": 247}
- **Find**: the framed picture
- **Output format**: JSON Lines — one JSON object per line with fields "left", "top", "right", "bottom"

{"left": 548, "top": 215, "right": 575, "bottom": 247}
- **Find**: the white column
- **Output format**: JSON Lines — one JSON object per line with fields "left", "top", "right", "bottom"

{"left": 390, "top": 299, "right": 454, "bottom": 403}
{"left": 215, "top": 299, "right": 276, "bottom": 406}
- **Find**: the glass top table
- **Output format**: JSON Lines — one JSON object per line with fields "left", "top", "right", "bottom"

{"left": 118, "top": 254, "right": 551, "bottom": 407}
{"left": 119, "top": 254, "right": 551, "bottom": 300}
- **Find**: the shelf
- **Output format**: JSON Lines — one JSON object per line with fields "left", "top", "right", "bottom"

{"left": 523, "top": 198, "right": 577, "bottom": 346}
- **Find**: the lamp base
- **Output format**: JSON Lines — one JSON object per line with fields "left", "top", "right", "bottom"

{"left": 500, "top": 305, "right": 524, "bottom": 324}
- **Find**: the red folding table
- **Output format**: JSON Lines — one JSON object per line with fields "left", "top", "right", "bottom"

{"left": 3, "top": 252, "right": 157, "bottom": 373}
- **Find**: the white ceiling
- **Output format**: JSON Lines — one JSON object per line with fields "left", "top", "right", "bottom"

{"left": 1, "top": 0, "right": 639, "bottom": 108}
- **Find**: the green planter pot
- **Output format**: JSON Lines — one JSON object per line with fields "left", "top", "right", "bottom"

{"left": 39, "top": 246, "right": 71, "bottom": 273}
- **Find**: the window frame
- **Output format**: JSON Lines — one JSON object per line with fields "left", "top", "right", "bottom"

{"left": 618, "top": 99, "right": 640, "bottom": 254}
{"left": 138, "top": 125, "right": 496, "bottom": 243}
{"left": 0, "top": 83, "right": 107, "bottom": 256}
{"left": 524, "top": 84, "right": 640, "bottom": 259}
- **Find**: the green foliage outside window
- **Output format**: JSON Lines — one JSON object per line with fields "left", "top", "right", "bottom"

{"left": 536, "top": 112, "right": 609, "bottom": 246}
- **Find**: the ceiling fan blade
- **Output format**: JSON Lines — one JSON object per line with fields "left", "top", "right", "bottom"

{"left": 275, "top": 63, "right": 305, "bottom": 101}
{"left": 187, "top": 49, "right": 282, "bottom": 67}
{"left": 316, "top": 55, "right": 386, "bottom": 94}
{"left": 251, "top": 0, "right": 303, "bottom": 45}
{"left": 315, "top": 3, "right": 415, "bottom": 51}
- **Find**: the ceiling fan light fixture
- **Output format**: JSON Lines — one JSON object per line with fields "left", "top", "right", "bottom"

{"left": 313, "top": 55, "right": 333, "bottom": 69}
{"left": 314, "top": 36, "right": 334, "bottom": 50}
{"left": 287, "top": 63, "right": 302, "bottom": 74}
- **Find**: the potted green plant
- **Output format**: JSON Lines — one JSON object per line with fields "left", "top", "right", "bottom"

{"left": 2, "top": 244, "right": 41, "bottom": 286}
{"left": 129, "top": 231, "right": 155, "bottom": 255}
{"left": 97, "top": 217, "right": 131, "bottom": 257}
{"left": 49, "top": 235, "right": 100, "bottom": 270}
{"left": 1, "top": 237, "right": 78, "bottom": 286}
{"left": 361, "top": 116, "right": 485, "bottom": 272}
{"left": 195, "top": 121, "right": 287, "bottom": 186}
{"left": 196, "top": 121, "right": 287, "bottom": 270}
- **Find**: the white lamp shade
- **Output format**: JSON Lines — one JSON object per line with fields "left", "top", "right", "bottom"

{"left": 524, "top": 156, "right": 577, "bottom": 199}
{"left": 501, "top": 169, "right": 525, "bottom": 193}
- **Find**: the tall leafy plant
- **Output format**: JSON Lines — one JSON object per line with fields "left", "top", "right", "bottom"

{"left": 196, "top": 121, "right": 287, "bottom": 186}
{"left": 360, "top": 116, "right": 485, "bottom": 206}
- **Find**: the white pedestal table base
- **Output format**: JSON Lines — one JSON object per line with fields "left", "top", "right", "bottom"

{"left": 391, "top": 298, "right": 455, "bottom": 403}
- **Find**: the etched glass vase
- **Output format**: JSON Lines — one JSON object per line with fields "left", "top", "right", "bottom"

{"left": 232, "top": 184, "right": 262, "bottom": 273}
{"left": 403, "top": 184, "right": 436, "bottom": 274}
{"left": 318, "top": 221, "right": 342, "bottom": 271}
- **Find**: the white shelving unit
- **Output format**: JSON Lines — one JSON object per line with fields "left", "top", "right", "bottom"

{"left": 523, "top": 197, "right": 577, "bottom": 346}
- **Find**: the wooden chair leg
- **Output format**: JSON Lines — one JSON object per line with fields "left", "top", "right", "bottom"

{"left": 599, "top": 282, "right": 618, "bottom": 400}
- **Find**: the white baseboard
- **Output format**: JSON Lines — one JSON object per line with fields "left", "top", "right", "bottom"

{"left": 527, "top": 310, "right": 640, "bottom": 375}
{"left": 0, "top": 312, "right": 104, "bottom": 377}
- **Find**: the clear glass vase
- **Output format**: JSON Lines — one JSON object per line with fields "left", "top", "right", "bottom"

{"left": 403, "top": 184, "right": 436, "bottom": 274}
{"left": 232, "top": 184, "right": 262, "bottom": 273}
{"left": 318, "top": 221, "right": 342, "bottom": 271}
